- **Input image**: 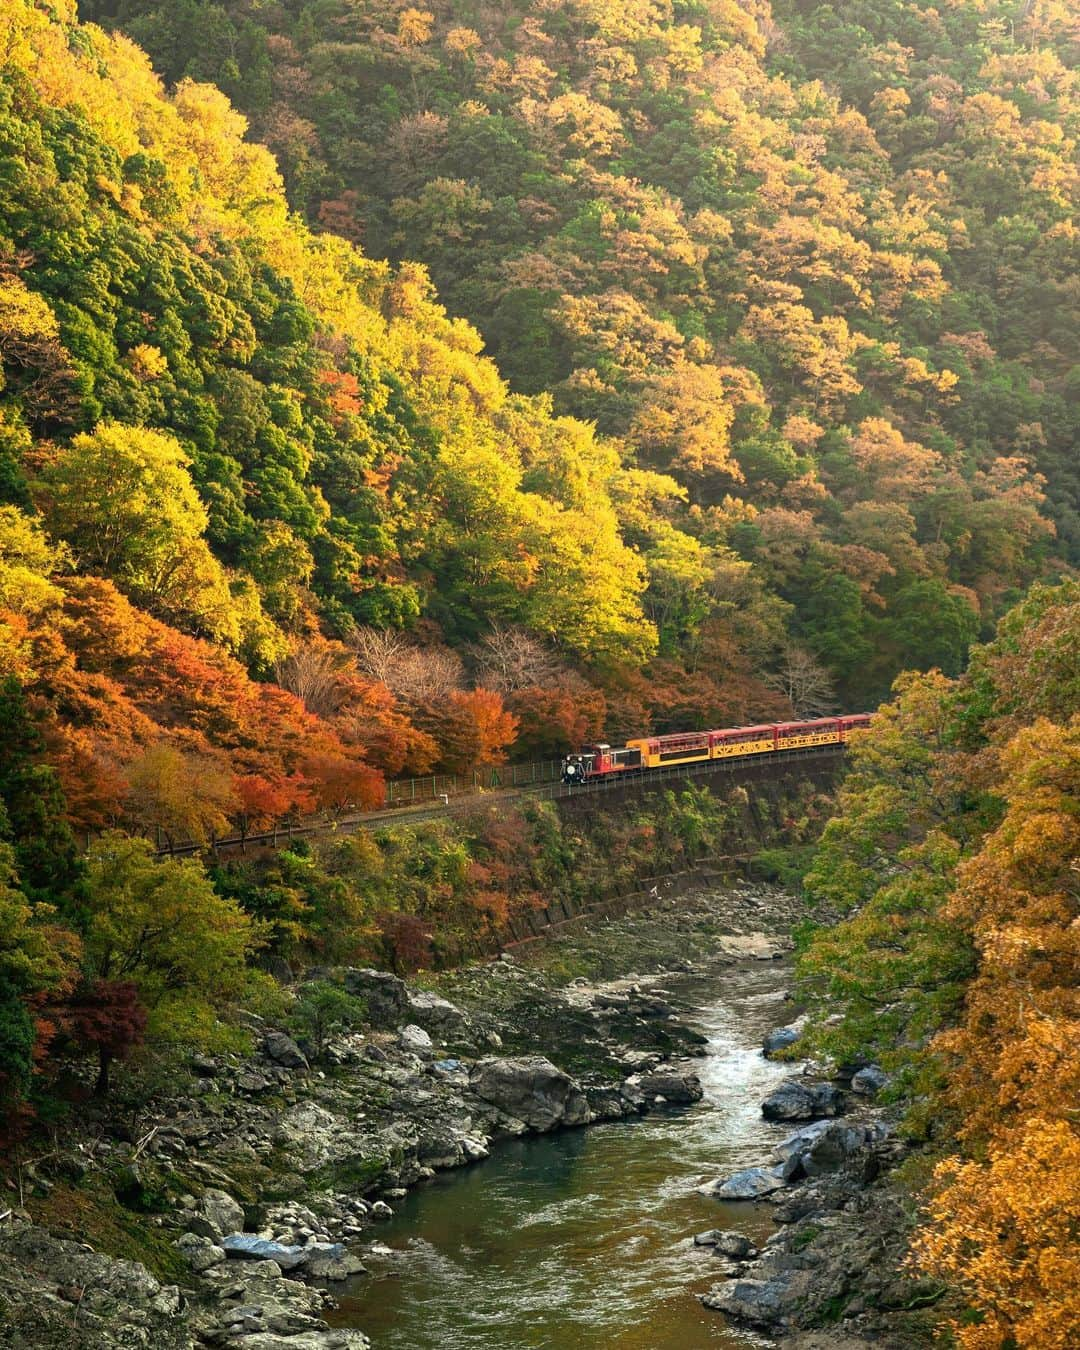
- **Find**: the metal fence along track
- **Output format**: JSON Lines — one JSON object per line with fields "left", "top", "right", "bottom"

{"left": 153, "top": 744, "right": 846, "bottom": 858}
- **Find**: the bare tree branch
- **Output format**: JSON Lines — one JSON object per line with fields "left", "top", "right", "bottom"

{"left": 274, "top": 643, "right": 349, "bottom": 717}
{"left": 764, "top": 643, "right": 838, "bottom": 717}
{"left": 351, "top": 627, "right": 464, "bottom": 704}
{"left": 470, "top": 625, "right": 565, "bottom": 692}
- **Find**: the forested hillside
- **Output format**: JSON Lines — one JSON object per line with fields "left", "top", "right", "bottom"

{"left": 0, "top": 2, "right": 1077, "bottom": 1342}
{"left": 0, "top": 0, "right": 1073, "bottom": 839}
{"left": 84, "top": 0, "right": 1076, "bottom": 706}
{"left": 797, "top": 579, "right": 1080, "bottom": 1347}
{"left": 1, "top": 0, "right": 678, "bottom": 843}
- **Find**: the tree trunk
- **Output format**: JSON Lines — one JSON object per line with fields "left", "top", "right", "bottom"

{"left": 94, "top": 1048, "right": 111, "bottom": 1096}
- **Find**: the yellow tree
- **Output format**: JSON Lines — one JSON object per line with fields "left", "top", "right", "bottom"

{"left": 125, "top": 745, "right": 239, "bottom": 849}
{"left": 915, "top": 716, "right": 1080, "bottom": 1348}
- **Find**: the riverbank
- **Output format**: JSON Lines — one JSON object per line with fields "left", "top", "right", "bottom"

{"left": 0, "top": 881, "right": 932, "bottom": 1348}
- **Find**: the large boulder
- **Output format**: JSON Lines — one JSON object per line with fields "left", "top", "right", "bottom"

{"left": 634, "top": 1070, "right": 703, "bottom": 1104}
{"left": 773, "top": 1119, "right": 835, "bottom": 1163}
{"left": 762, "top": 1026, "right": 801, "bottom": 1058}
{"left": 298, "top": 1247, "right": 367, "bottom": 1281}
{"left": 175, "top": 1231, "right": 226, "bottom": 1273}
{"left": 696, "top": 1230, "right": 757, "bottom": 1258}
{"left": 406, "top": 990, "right": 469, "bottom": 1035}
{"left": 342, "top": 968, "right": 409, "bottom": 1026}
{"left": 761, "top": 1078, "right": 845, "bottom": 1122}
{"left": 264, "top": 1031, "right": 309, "bottom": 1071}
{"left": 195, "top": 1187, "right": 245, "bottom": 1240}
{"left": 698, "top": 1166, "right": 787, "bottom": 1200}
{"left": 851, "top": 1064, "right": 888, "bottom": 1097}
{"left": 701, "top": 1277, "right": 799, "bottom": 1327}
{"left": 798, "top": 1121, "right": 890, "bottom": 1178}
{"left": 469, "top": 1056, "right": 590, "bottom": 1131}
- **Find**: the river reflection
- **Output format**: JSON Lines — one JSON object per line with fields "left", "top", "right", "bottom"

{"left": 332, "top": 960, "right": 797, "bottom": 1349}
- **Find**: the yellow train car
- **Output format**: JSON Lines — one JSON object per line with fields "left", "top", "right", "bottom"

{"left": 624, "top": 730, "right": 711, "bottom": 769}
{"left": 709, "top": 725, "right": 777, "bottom": 758}
{"left": 774, "top": 719, "right": 842, "bottom": 751}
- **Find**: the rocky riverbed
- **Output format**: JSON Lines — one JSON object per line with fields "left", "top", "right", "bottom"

{"left": 0, "top": 881, "right": 935, "bottom": 1348}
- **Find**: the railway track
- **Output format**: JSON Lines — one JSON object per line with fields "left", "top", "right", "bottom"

{"left": 156, "top": 743, "right": 846, "bottom": 858}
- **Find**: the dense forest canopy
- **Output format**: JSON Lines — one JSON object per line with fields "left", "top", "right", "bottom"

{"left": 0, "top": 4, "right": 1077, "bottom": 1342}
{"left": 0, "top": 0, "right": 1070, "bottom": 771}
{"left": 82, "top": 0, "right": 1077, "bottom": 674}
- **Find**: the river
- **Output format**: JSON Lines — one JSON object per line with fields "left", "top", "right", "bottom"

{"left": 330, "top": 958, "right": 798, "bottom": 1349}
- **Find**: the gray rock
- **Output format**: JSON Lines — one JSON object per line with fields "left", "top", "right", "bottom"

{"left": 271, "top": 1101, "right": 361, "bottom": 1174}
{"left": 799, "top": 1121, "right": 890, "bottom": 1177}
{"left": 369, "top": 1201, "right": 393, "bottom": 1220}
{"left": 585, "top": 1084, "right": 640, "bottom": 1120}
{"left": 398, "top": 1024, "right": 434, "bottom": 1057}
{"left": 221, "top": 1234, "right": 311, "bottom": 1271}
{"left": 227, "top": 1333, "right": 370, "bottom": 1349}
{"left": 851, "top": 1064, "right": 888, "bottom": 1096}
{"left": 264, "top": 1031, "right": 309, "bottom": 1070}
{"left": 694, "top": 1229, "right": 722, "bottom": 1246}
{"left": 0, "top": 1223, "right": 183, "bottom": 1345}
{"left": 407, "top": 990, "right": 468, "bottom": 1034}
{"left": 175, "top": 1231, "right": 226, "bottom": 1272}
{"left": 701, "top": 1277, "right": 794, "bottom": 1326}
{"left": 235, "top": 1069, "right": 273, "bottom": 1093}
{"left": 760, "top": 1078, "right": 845, "bottom": 1122}
{"left": 762, "top": 1026, "right": 801, "bottom": 1058}
{"left": 715, "top": 1230, "right": 756, "bottom": 1259}
{"left": 634, "top": 1070, "right": 703, "bottom": 1104}
{"left": 294, "top": 1246, "right": 366, "bottom": 1281}
{"left": 461, "top": 1136, "right": 490, "bottom": 1162}
{"left": 416, "top": 1121, "right": 467, "bottom": 1168}
{"left": 469, "top": 1056, "right": 591, "bottom": 1131}
{"left": 774, "top": 1119, "right": 835, "bottom": 1162}
{"left": 699, "top": 1166, "right": 787, "bottom": 1200}
{"left": 198, "top": 1187, "right": 245, "bottom": 1239}
{"left": 342, "top": 968, "right": 409, "bottom": 1026}
{"left": 619, "top": 1077, "right": 646, "bottom": 1110}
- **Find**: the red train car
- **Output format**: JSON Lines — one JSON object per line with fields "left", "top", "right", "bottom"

{"left": 562, "top": 713, "right": 873, "bottom": 784}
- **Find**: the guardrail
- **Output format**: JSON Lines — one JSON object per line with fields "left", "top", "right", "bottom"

{"left": 385, "top": 760, "right": 562, "bottom": 805}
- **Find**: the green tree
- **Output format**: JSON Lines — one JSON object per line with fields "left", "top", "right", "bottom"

{"left": 885, "top": 580, "right": 981, "bottom": 678}
{"left": 0, "top": 504, "right": 67, "bottom": 628}
{"left": 797, "top": 671, "right": 977, "bottom": 1091}
{"left": 82, "top": 833, "right": 265, "bottom": 1047}
{"left": 0, "top": 830, "right": 80, "bottom": 1104}
{"left": 288, "top": 979, "right": 366, "bottom": 1061}
{"left": 0, "top": 675, "right": 81, "bottom": 905}
{"left": 36, "top": 423, "right": 253, "bottom": 645}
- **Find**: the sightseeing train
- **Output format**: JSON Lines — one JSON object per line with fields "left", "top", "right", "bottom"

{"left": 561, "top": 715, "right": 872, "bottom": 784}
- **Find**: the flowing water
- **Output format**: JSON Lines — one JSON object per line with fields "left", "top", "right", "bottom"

{"left": 333, "top": 960, "right": 796, "bottom": 1349}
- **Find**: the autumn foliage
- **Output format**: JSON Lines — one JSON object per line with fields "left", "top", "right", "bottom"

{"left": 798, "top": 582, "right": 1080, "bottom": 1348}
{"left": 0, "top": 12, "right": 1075, "bottom": 1319}
{"left": 64, "top": 980, "right": 148, "bottom": 1096}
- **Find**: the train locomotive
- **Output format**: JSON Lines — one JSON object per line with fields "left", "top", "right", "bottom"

{"left": 561, "top": 715, "right": 871, "bottom": 785}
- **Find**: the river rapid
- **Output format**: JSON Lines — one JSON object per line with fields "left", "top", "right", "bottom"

{"left": 334, "top": 959, "right": 798, "bottom": 1350}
